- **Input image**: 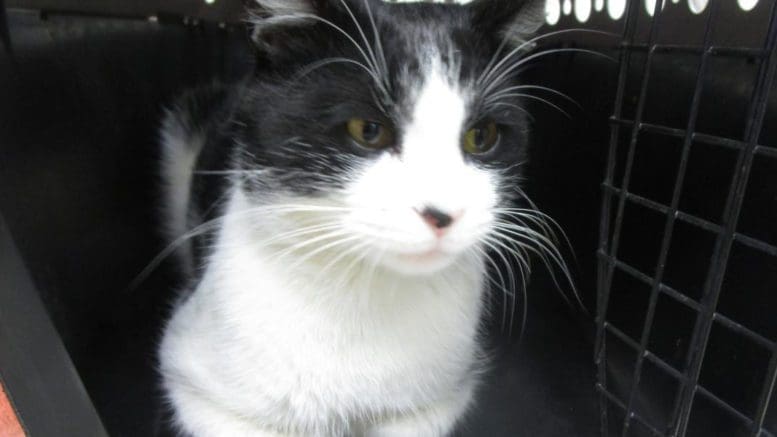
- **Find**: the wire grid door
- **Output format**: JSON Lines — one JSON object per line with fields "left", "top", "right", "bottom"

{"left": 596, "top": 1, "right": 777, "bottom": 436}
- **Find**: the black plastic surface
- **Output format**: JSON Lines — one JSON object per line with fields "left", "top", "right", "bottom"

{"left": 0, "top": 214, "right": 108, "bottom": 437}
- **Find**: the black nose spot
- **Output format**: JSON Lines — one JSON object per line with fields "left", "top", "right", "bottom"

{"left": 420, "top": 206, "right": 454, "bottom": 229}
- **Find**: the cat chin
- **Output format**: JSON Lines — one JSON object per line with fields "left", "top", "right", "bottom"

{"left": 379, "top": 249, "right": 461, "bottom": 276}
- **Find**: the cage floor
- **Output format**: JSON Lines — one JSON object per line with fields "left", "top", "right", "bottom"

{"left": 461, "top": 293, "right": 598, "bottom": 436}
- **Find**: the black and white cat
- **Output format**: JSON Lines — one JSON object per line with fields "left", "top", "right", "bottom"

{"left": 158, "top": 0, "right": 559, "bottom": 435}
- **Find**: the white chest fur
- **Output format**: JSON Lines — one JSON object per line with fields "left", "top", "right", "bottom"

{"left": 160, "top": 191, "right": 487, "bottom": 437}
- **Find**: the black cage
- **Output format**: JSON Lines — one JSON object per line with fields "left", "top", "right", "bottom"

{"left": 592, "top": 1, "right": 777, "bottom": 436}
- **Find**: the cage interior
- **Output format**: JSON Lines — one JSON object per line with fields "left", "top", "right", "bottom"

{"left": 594, "top": 1, "right": 777, "bottom": 436}
{"left": 0, "top": 1, "right": 775, "bottom": 436}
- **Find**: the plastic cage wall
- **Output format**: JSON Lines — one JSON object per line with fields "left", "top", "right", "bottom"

{"left": 585, "top": 1, "right": 777, "bottom": 437}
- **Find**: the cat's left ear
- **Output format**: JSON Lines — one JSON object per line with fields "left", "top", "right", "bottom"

{"left": 469, "top": 0, "right": 546, "bottom": 44}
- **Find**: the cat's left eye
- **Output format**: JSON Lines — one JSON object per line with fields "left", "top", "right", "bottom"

{"left": 347, "top": 118, "right": 394, "bottom": 150}
{"left": 463, "top": 121, "right": 499, "bottom": 155}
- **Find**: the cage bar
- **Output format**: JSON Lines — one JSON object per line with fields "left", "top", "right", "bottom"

{"left": 597, "top": 0, "right": 777, "bottom": 436}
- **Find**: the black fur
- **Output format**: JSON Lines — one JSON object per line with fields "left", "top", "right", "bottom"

{"left": 179, "top": 0, "right": 543, "bottom": 241}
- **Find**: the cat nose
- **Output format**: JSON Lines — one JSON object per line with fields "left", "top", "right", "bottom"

{"left": 418, "top": 206, "right": 456, "bottom": 234}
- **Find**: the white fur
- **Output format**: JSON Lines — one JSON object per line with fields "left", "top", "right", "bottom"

{"left": 160, "top": 61, "right": 495, "bottom": 436}
{"left": 160, "top": 109, "right": 204, "bottom": 273}
{"left": 253, "top": 0, "right": 314, "bottom": 15}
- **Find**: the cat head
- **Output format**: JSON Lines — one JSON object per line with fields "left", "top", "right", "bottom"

{"left": 232, "top": 0, "right": 546, "bottom": 276}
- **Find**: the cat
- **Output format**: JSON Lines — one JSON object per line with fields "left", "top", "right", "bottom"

{"left": 157, "top": 0, "right": 558, "bottom": 435}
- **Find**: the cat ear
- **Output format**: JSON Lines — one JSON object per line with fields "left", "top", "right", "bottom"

{"left": 251, "top": 0, "right": 318, "bottom": 16}
{"left": 470, "top": 0, "right": 546, "bottom": 44}
{"left": 249, "top": 0, "right": 328, "bottom": 50}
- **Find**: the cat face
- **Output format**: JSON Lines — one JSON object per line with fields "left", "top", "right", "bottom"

{"left": 235, "top": 0, "right": 544, "bottom": 276}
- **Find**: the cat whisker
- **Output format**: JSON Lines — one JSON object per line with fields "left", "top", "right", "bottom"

{"left": 483, "top": 48, "right": 617, "bottom": 97}
{"left": 486, "top": 92, "right": 571, "bottom": 119}
{"left": 477, "top": 237, "right": 521, "bottom": 337}
{"left": 494, "top": 207, "right": 562, "bottom": 245}
{"left": 314, "top": 238, "right": 373, "bottom": 288}
{"left": 472, "top": 244, "right": 511, "bottom": 334}
{"left": 360, "top": 243, "right": 386, "bottom": 309}
{"left": 339, "top": 0, "right": 382, "bottom": 84}
{"left": 338, "top": 0, "right": 393, "bottom": 113}
{"left": 362, "top": 0, "right": 390, "bottom": 94}
{"left": 476, "top": 32, "right": 513, "bottom": 88}
{"left": 195, "top": 170, "right": 269, "bottom": 176}
{"left": 484, "top": 231, "right": 553, "bottom": 340}
{"left": 487, "top": 236, "right": 530, "bottom": 342}
{"left": 293, "top": 57, "right": 382, "bottom": 85}
{"left": 507, "top": 186, "right": 577, "bottom": 257}
{"left": 213, "top": 222, "right": 346, "bottom": 258}
{"left": 332, "top": 240, "right": 376, "bottom": 293}
{"left": 485, "top": 84, "right": 582, "bottom": 111}
{"left": 491, "top": 221, "right": 583, "bottom": 311}
{"left": 478, "top": 28, "right": 617, "bottom": 91}
{"left": 278, "top": 232, "right": 361, "bottom": 273}
{"left": 494, "top": 160, "right": 528, "bottom": 177}
{"left": 291, "top": 13, "right": 388, "bottom": 98}
{"left": 127, "top": 216, "right": 225, "bottom": 291}
{"left": 128, "top": 204, "right": 355, "bottom": 290}
{"left": 488, "top": 102, "right": 536, "bottom": 123}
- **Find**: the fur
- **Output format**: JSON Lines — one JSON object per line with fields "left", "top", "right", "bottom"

{"left": 158, "top": 1, "right": 548, "bottom": 436}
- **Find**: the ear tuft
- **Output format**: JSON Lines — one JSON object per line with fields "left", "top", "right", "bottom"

{"left": 471, "top": 0, "right": 546, "bottom": 45}
{"left": 249, "top": 0, "right": 321, "bottom": 51}
{"left": 253, "top": 0, "right": 316, "bottom": 16}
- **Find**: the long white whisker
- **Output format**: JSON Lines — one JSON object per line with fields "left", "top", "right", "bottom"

{"left": 491, "top": 222, "right": 582, "bottom": 309}
{"left": 128, "top": 201, "right": 356, "bottom": 289}
{"left": 483, "top": 233, "right": 536, "bottom": 339}
{"left": 360, "top": 243, "right": 385, "bottom": 309}
{"left": 494, "top": 208, "right": 560, "bottom": 244}
{"left": 487, "top": 92, "right": 572, "bottom": 119}
{"left": 293, "top": 57, "right": 380, "bottom": 83}
{"left": 476, "top": 32, "right": 513, "bottom": 86}
{"left": 472, "top": 244, "right": 511, "bottom": 331}
{"left": 339, "top": 0, "right": 382, "bottom": 81}
{"left": 363, "top": 0, "right": 390, "bottom": 93}
{"left": 281, "top": 233, "right": 362, "bottom": 273}
{"left": 484, "top": 48, "right": 616, "bottom": 97}
{"left": 478, "top": 238, "right": 519, "bottom": 335}
{"left": 333, "top": 239, "right": 375, "bottom": 292}
{"left": 316, "top": 239, "right": 373, "bottom": 288}
{"left": 486, "top": 85, "right": 582, "bottom": 110}
{"left": 507, "top": 187, "right": 578, "bottom": 257}
{"left": 289, "top": 13, "right": 387, "bottom": 96}
{"left": 478, "top": 28, "right": 617, "bottom": 90}
{"left": 488, "top": 102, "right": 536, "bottom": 122}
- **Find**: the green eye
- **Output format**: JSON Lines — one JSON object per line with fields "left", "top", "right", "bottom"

{"left": 347, "top": 118, "right": 394, "bottom": 150}
{"left": 463, "top": 121, "right": 499, "bottom": 155}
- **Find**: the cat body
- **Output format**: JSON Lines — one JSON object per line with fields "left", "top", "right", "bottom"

{"left": 160, "top": 192, "right": 484, "bottom": 436}
{"left": 159, "top": 1, "right": 545, "bottom": 435}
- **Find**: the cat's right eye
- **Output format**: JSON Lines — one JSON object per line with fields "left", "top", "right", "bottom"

{"left": 347, "top": 118, "right": 394, "bottom": 150}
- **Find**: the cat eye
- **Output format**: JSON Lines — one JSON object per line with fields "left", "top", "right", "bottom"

{"left": 463, "top": 121, "right": 499, "bottom": 155}
{"left": 347, "top": 118, "right": 394, "bottom": 150}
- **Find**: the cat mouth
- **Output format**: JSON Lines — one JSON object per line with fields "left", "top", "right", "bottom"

{"left": 404, "top": 247, "right": 445, "bottom": 262}
{"left": 382, "top": 245, "right": 460, "bottom": 275}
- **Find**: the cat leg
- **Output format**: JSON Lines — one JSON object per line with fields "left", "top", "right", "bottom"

{"left": 365, "top": 380, "right": 476, "bottom": 437}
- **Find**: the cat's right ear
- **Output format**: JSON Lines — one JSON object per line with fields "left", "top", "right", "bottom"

{"left": 249, "top": 0, "right": 329, "bottom": 53}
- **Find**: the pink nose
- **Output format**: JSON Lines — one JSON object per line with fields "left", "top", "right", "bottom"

{"left": 418, "top": 206, "right": 455, "bottom": 235}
